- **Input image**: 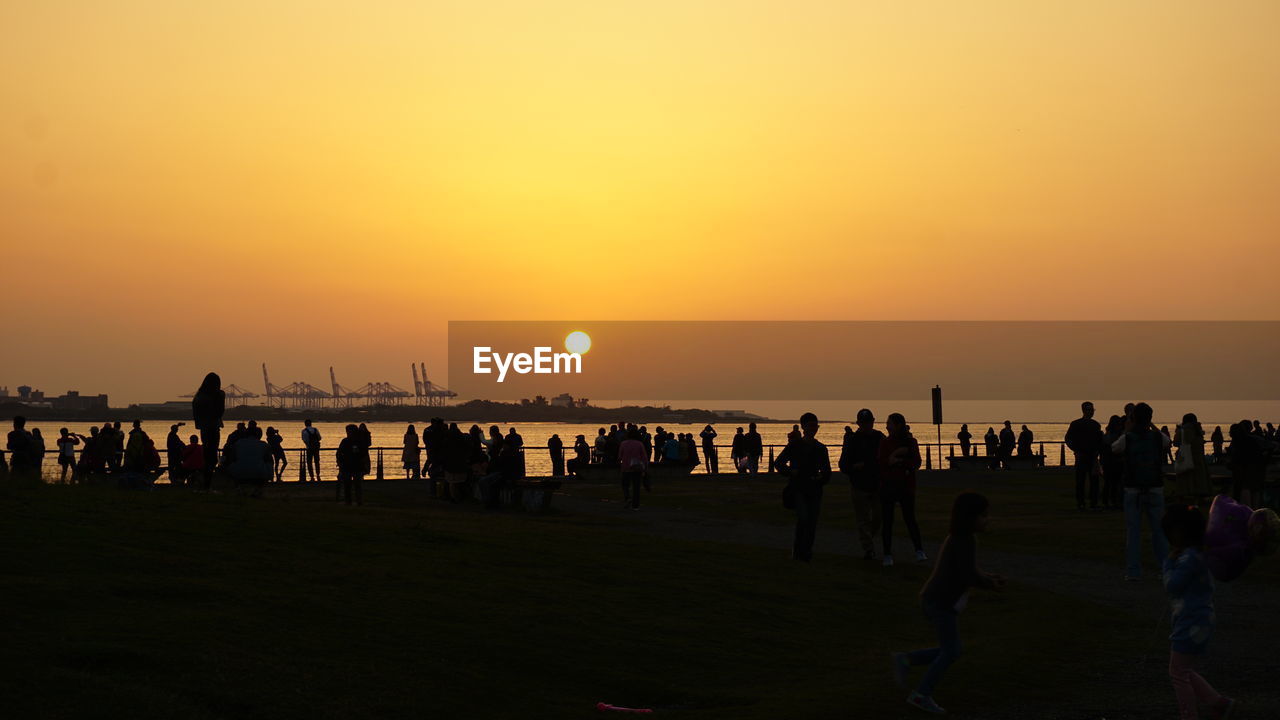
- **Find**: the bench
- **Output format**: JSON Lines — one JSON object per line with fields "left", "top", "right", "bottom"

{"left": 571, "top": 463, "right": 694, "bottom": 483}
{"left": 469, "top": 477, "right": 563, "bottom": 512}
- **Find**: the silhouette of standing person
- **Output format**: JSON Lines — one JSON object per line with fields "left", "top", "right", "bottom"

{"left": 745, "top": 422, "right": 763, "bottom": 475}
{"left": 773, "top": 412, "right": 831, "bottom": 562}
{"left": 700, "top": 425, "right": 718, "bottom": 474}
{"left": 879, "top": 413, "right": 926, "bottom": 566}
{"left": 7, "top": 417, "right": 36, "bottom": 481}
{"left": 1016, "top": 425, "right": 1034, "bottom": 458}
{"left": 30, "top": 428, "right": 46, "bottom": 480}
{"left": 166, "top": 423, "right": 186, "bottom": 485}
{"left": 402, "top": 424, "right": 421, "bottom": 480}
{"left": 1065, "top": 402, "right": 1104, "bottom": 510}
{"left": 548, "top": 433, "right": 565, "bottom": 476}
{"left": 1101, "top": 415, "right": 1125, "bottom": 509}
{"left": 731, "top": 427, "right": 747, "bottom": 473}
{"left": 619, "top": 428, "right": 649, "bottom": 509}
{"left": 1172, "top": 413, "right": 1211, "bottom": 505}
{"left": 1113, "top": 402, "right": 1170, "bottom": 580}
{"left": 956, "top": 424, "right": 972, "bottom": 458}
{"left": 840, "top": 409, "right": 886, "bottom": 561}
{"left": 267, "top": 427, "right": 288, "bottom": 481}
{"left": 983, "top": 427, "right": 998, "bottom": 470}
{"left": 336, "top": 423, "right": 365, "bottom": 506}
{"left": 56, "top": 428, "right": 84, "bottom": 484}
{"left": 301, "top": 419, "right": 322, "bottom": 482}
{"left": 358, "top": 423, "right": 373, "bottom": 477}
{"left": 191, "top": 373, "right": 225, "bottom": 492}
{"left": 997, "top": 421, "right": 1016, "bottom": 466}
{"left": 1210, "top": 426, "right": 1225, "bottom": 458}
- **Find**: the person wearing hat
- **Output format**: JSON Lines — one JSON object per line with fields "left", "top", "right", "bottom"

{"left": 567, "top": 434, "right": 590, "bottom": 477}
{"left": 839, "top": 409, "right": 886, "bottom": 561}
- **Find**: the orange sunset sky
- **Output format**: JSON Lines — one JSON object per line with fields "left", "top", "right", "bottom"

{"left": 3, "top": 1, "right": 1278, "bottom": 403}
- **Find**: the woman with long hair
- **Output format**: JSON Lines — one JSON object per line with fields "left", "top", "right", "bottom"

{"left": 191, "top": 372, "right": 225, "bottom": 491}
{"left": 878, "top": 413, "right": 926, "bottom": 567}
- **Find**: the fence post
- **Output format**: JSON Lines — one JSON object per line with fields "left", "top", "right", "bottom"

{"left": 298, "top": 449, "right": 306, "bottom": 482}
{"left": 376, "top": 448, "right": 385, "bottom": 480}
{"left": 949, "top": 443, "right": 955, "bottom": 459}
{"left": 925, "top": 444, "right": 932, "bottom": 470}
{"left": 1059, "top": 443, "right": 1066, "bottom": 467}
{"left": 767, "top": 446, "right": 774, "bottom": 474}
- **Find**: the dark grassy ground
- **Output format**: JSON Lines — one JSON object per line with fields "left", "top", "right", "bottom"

{"left": 1, "top": 473, "right": 1274, "bottom": 719}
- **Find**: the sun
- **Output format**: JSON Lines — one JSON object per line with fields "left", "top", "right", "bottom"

{"left": 564, "top": 330, "right": 591, "bottom": 355}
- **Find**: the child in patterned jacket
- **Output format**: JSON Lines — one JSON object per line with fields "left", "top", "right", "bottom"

{"left": 1161, "top": 504, "right": 1236, "bottom": 720}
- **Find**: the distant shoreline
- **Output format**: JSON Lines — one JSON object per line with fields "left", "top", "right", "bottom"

{"left": 0, "top": 401, "right": 779, "bottom": 425}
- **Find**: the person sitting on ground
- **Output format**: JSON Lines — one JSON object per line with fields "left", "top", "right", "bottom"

{"left": 891, "top": 492, "right": 1006, "bottom": 715}
{"left": 684, "top": 433, "right": 699, "bottom": 467}
{"left": 567, "top": 434, "right": 590, "bottom": 478}
{"left": 181, "top": 435, "right": 204, "bottom": 481}
{"left": 663, "top": 433, "right": 682, "bottom": 464}
{"left": 229, "top": 426, "right": 272, "bottom": 497}
{"left": 123, "top": 420, "right": 160, "bottom": 474}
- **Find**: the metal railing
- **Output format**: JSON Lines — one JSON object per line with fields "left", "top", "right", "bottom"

{"left": 25, "top": 437, "right": 1226, "bottom": 483}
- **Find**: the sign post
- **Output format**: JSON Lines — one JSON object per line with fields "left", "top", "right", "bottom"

{"left": 931, "top": 385, "right": 943, "bottom": 463}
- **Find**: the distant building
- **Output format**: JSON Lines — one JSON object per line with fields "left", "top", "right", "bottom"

{"left": 712, "top": 409, "right": 765, "bottom": 420}
{"left": 550, "top": 393, "right": 575, "bottom": 408}
{"left": 0, "top": 386, "right": 8, "bottom": 398}
{"left": 17, "top": 385, "right": 45, "bottom": 402}
{"left": 51, "top": 391, "right": 110, "bottom": 412}
{"left": 131, "top": 401, "right": 191, "bottom": 411}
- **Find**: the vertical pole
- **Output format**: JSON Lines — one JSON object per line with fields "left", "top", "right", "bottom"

{"left": 767, "top": 446, "right": 775, "bottom": 475}
{"left": 1059, "top": 443, "right": 1066, "bottom": 467}
{"left": 925, "top": 444, "right": 932, "bottom": 470}
{"left": 298, "top": 449, "right": 306, "bottom": 482}
{"left": 376, "top": 447, "right": 384, "bottom": 480}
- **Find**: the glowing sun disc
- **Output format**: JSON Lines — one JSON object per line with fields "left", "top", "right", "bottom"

{"left": 565, "top": 331, "right": 591, "bottom": 355}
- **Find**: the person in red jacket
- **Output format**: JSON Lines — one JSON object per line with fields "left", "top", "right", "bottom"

{"left": 878, "top": 413, "right": 927, "bottom": 567}
{"left": 180, "top": 434, "right": 205, "bottom": 479}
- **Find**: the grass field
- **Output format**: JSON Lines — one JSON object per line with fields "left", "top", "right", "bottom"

{"left": 3, "top": 471, "right": 1277, "bottom": 719}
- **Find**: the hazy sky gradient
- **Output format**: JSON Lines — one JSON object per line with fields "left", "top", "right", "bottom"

{"left": 3, "top": 1, "right": 1278, "bottom": 402}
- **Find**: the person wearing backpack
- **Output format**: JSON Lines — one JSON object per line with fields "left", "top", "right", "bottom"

{"left": 1111, "top": 402, "right": 1170, "bottom": 581}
